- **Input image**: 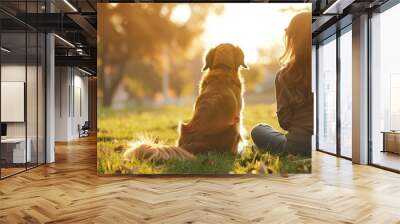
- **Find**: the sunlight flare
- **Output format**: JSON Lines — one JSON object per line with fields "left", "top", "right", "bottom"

{"left": 202, "top": 4, "right": 310, "bottom": 63}
{"left": 170, "top": 4, "right": 192, "bottom": 25}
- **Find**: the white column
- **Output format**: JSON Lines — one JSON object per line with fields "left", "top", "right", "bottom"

{"left": 46, "top": 32, "right": 55, "bottom": 163}
{"left": 45, "top": 0, "right": 56, "bottom": 163}
{"left": 352, "top": 14, "right": 369, "bottom": 164}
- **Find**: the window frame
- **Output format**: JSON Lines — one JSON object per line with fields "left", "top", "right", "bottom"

{"left": 315, "top": 23, "right": 353, "bottom": 160}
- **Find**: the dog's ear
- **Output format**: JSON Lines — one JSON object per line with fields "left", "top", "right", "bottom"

{"left": 235, "top": 46, "right": 249, "bottom": 70}
{"left": 202, "top": 47, "right": 216, "bottom": 71}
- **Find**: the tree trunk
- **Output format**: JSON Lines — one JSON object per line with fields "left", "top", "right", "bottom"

{"left": 101, "top": 64, "right": 125, "bottom": 107}
{"left": 102, "top": 91, "right": 114, "bottom": 107}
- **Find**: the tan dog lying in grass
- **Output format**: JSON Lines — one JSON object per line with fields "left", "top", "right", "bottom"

{"left": 124, "top": 43, "right": 248, "bottom": 161}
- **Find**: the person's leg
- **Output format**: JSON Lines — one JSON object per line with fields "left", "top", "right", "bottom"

{"left": 250, "top": 124, "right": 286, "bottom": 154}
{"left": 284, "top": 139, "right": 312, "bottom": 157}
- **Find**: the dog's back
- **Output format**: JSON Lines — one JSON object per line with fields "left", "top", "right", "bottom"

{"left": 178, "top": 64, "right": 244, "bottom": 155}
{"left": 124, "top": 43, "right": 247, "bottom": 161}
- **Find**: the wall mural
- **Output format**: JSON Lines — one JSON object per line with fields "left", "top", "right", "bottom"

{"left": 97, "top": 3, "right": 313, "bottom": 175}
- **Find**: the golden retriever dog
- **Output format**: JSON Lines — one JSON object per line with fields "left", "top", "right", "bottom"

{"left": 124, "top": 43, "right": 248, "bottom": 161}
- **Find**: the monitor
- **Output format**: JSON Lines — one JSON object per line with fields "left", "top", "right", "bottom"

{"left": 1, "top": 123, "right": 7, "bottom": 137}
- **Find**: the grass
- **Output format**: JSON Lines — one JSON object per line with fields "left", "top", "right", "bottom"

{"left": 97, "top": 104, "right": 311, "bottom": 175}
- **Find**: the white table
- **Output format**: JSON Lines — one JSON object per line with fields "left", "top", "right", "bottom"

{"left": 1, "top": 138, "right": 31, "bottom": 163}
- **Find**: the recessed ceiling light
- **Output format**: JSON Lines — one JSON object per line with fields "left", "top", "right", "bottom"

{"left": 63, "top": 0, "right": 78, "bottom": 12}
{"left": 1, "top": 47, "right": 11, "bottom": 53}
{"left": 78, "top": 67, "right": 93, "bottom": 76}
{"left": 323, "top": 0, "right": 355, "bottom": 15}
{"left": 54, "top": 34, "right": 75, "bottom": 48}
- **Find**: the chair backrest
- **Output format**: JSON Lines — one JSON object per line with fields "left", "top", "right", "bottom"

{"left": 82, "top": 121, "right": 90, "bottom": 129}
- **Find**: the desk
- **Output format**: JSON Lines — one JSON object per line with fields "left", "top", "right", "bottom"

{"left": 1, "top": 138, "right": 31, "bottom": 163}
{"left": 382, "top": 131, "right": 400, "bottom": 154}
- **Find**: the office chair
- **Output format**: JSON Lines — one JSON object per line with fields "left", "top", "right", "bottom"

{"left": 79, "top": 121, "right": 90, "bottom": 138}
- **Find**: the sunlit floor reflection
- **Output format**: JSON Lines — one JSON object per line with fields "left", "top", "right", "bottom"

{"left": 372, "top": 151, "right": 400, "bottom": 171}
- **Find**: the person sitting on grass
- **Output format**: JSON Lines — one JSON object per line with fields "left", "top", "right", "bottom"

{"left": 251, "top": 12, "right": 312, "bottom": 157}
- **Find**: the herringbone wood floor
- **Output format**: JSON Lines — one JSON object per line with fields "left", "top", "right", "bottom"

{"left": 1, "top": 136, "right": 400, "bottom": 224}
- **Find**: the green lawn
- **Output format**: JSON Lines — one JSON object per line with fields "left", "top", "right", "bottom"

{"left": 97, "top": 104, "right": 311, "bottom": 175}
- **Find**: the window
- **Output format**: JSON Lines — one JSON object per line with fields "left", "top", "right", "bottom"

{"left": 390, "top": 74, "right": 400, "bottom": 130}
{"left": 317, "top": 36, "right": 337, "bottom": 154}
{"left": 339, "top": 28, "right": 352, "bottom": 158}
{"left": 370, "top": 3, "right": 400, "bottom": 171}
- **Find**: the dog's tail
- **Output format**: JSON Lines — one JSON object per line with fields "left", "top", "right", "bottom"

{"left": 123, "top": 141, "right": 195, "bottom": 161}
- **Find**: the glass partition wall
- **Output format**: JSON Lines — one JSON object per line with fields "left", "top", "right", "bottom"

{"left": 0, "top": 30, "right": 27, "bottom": 177}
{"left": 0, "top": 3, "right": 46, "bottom": 179}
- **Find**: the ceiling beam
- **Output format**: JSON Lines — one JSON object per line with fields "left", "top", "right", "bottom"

{"left": 67, "top": 13, "right": 96, "bottom": 38}
{"left": 55, "top": 55, "right": 96, "bottom": 72}
{"left": 323, "top": 0, "right": 356, "bottom": 14}
{"left": 12, "top": 13, "right": 82, "bottom": 32}
{"left": 312, "top": 15, "right": 336, "bottom": 33}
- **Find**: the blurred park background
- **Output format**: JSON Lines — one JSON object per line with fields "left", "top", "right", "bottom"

{"left": 97, "top": 3, "right": 310, "bottom": 109}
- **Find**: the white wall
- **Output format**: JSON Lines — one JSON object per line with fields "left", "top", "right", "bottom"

{"left": 1, "top": 65, "right": 26, "bottom": 140}
{"left": 72, "top": 73, "right": 89, "bottom": 138}
{"left": 0, "top": 65, "right": 37, "bottom": 139}
{"left": 55, "top": 67, "right": 89, "bottom": 141}
{"left": 55, "top": 67, "right": 69, "bottom": 141}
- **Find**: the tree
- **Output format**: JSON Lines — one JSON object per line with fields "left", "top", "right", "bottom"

{"left": 98, "top": 4, "right": 223, "bottom": 107}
